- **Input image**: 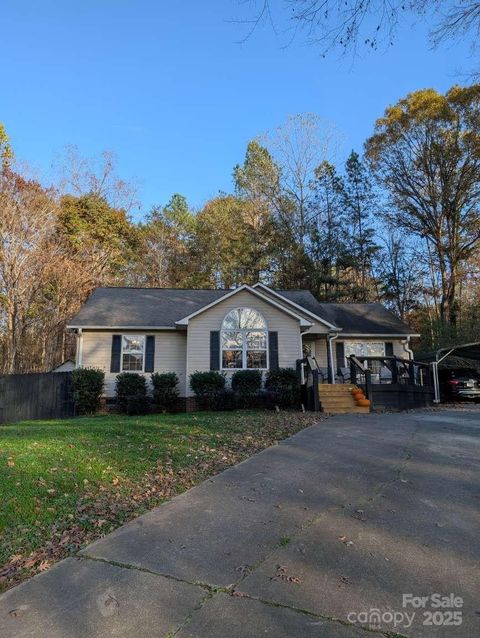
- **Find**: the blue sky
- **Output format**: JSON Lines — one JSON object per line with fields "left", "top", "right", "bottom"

{"left": 1, "top": 1, "right": 473, "bottom": 218}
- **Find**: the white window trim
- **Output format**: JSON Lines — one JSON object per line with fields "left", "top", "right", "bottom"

{"left": 121, "top": 334, "right": 146, "bottom": 373}
{"left": 220, "top": 308, "right": 269, "bottom": 371}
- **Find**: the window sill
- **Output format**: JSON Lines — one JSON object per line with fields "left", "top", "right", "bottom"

{"left": 221, "top": 368, "right": 268, "bottom": 372}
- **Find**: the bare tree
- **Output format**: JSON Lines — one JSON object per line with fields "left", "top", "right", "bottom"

{"left": 260, "top": 113, "right": 340, "bottom": 247}
{"left": 0, "top": 170, "right": 60, "bottom": 372}
{"left": 240, "top": 1, "right": 480, "bottom": 62}
{"left": 54, "top": 145, "right": 139, "bottom": 212}
{"left": 376, "top": 230, "right": 423, "bottom": 320}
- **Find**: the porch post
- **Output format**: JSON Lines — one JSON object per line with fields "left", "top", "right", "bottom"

{"left": 432, "top": 361, "right": 440, "bottom": 403}
{"left": 327, "top": 334, "right": 337, "bottom": 384}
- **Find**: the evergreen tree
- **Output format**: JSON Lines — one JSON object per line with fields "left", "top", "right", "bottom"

{"left": 342, "top": 151, "right": 379, "bottom": 301}
{"left": 308, "top": 161, "right": 350, "bottom": 300}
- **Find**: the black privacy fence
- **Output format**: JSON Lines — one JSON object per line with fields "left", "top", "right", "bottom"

{"left": 0, "top": 372, "right": 74, "bottom": 424}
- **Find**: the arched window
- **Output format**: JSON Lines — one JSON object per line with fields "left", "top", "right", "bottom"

{"left": 221, "top": 308, "right": 268, "bottom": 369}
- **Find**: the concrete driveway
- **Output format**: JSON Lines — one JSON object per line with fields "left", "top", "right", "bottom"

{"left": 1, "top": 409, "right": 479, "bottom": 637}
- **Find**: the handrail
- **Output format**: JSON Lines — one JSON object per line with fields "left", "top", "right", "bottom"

{"left": 349, "top": 355, "right": 373, "bottom": 407}
{"left": 355, "top": 355, "right": 432, "bottom": 388}
{"left": 350, "top": 355, "right": 367, "bottom": 372}
{"left": 359, "top": 355, "right": 430, "bottom": 368}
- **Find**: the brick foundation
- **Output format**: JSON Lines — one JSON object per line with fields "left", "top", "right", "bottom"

{"left": 185, "top": 397, "right": 198, "bottom": 412}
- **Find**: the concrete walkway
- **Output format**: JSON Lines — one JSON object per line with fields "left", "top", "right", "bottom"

{"left": 1, "top": 410, "right": 479, "bottom": 637}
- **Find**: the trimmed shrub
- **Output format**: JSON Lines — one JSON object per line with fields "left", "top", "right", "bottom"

{"left": 231, "top": 369, "right": 262, "bottom": 396}
{"left": 151, "top": 372, "right": 179, "bottom": 412}
{"left": 231, "top": 369, "right": 262, "bottom": 408}
{"left": 213, "top": 388, "right": 236, "bottom": 411}
{"left": 115, "top": 373, "right": 148, "bottom": 414}
{"left": 189, "top": 371, "right": 225, "bottom": 409}
{"left": 126, "top": 394, "right": 150, "bottom": 416}
{"left": 265, "top": 368, "right": 300, "bottom": 409}
{"left": 72, "top": 367, "right": 105, "bottom": 415}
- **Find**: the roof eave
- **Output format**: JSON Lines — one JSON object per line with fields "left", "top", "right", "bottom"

{"left": 66, "top": 325, "right": 178, "bottom": 330}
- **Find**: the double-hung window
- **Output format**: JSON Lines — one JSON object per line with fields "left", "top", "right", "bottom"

{"left": 221, "top": 308, "right": 268, "bottom": 369}
{"left": 121, "top": 335, "right": 145, "bottom": 372}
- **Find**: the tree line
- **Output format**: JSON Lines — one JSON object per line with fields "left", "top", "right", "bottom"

{"left": 1, "top": 83, "right": 480, "bottom": 373}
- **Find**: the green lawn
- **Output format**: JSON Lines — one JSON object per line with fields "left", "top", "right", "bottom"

{"left": 0, "top": 410, "right": 320, "bottom": 591}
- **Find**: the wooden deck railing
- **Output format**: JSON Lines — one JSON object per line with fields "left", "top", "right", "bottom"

{"left": 350, "top": 355, "right": 434, "bottom": 410}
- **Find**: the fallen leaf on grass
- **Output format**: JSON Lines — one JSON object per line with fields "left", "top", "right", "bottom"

{"left": 338, "top": 536, "right": 354, "bottom": 546}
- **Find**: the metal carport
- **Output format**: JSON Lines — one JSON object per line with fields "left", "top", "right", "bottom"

{"left": 419, "top": 341, "right": 480, "bottom": 403}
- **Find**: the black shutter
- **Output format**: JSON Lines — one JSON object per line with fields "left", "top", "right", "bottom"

{"left": 385, "top": 342, "right": 394, "bottom": 357}
{"left": 268, "top": 332, "right": 279, "bottom": 370}
{"left": 110, "top": 335, "right": 122, "bottom": 373}
{"left": 335, "top": 341, "right": 345, "bottom": 373}
{"left": 210, "top": 331, "right": 220, "bottom": 370}
{"left": 145, "top": 336, "right": 155, "bottom": 372}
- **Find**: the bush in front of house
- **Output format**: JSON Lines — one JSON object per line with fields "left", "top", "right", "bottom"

{"left": 231, "top": 369, "right": 262, "bottom": 408}
{"left": 231, "top": 369, "right": 262, "bottom": 396}
{"left": 213, "top": 388, "right": 236, "bottom": 411}
{"left": 151, "top": 372, "right": 179, "bottom": 412}
{"left": 265, "top": 367, "right": 300, "bottom": 409}
{"left": 72, "top": 367, "right": 105, "bottom": 415}
{"left": 115, "top": 372, "right": 149, "bottom": 415}
{"left": 189, "top": 371, "right": 226, "bottom": 409}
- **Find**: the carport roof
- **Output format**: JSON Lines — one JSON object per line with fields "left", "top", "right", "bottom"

{"left": 418, "top": 341, "right": 480, "bottom": 363}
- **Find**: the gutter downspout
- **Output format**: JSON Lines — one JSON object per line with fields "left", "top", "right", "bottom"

{"left": 403, "top": 336, "right": 414, "bottom": 360}
{"left": 327, "top": 333, "right": 339, "bottom": 384}
{"left": 76, "top": 329, "right": 83, "bottom": 368}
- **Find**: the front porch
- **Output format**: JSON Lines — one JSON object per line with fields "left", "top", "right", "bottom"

{"left": 298, "top": 347, "right": 435, "bottom": 413}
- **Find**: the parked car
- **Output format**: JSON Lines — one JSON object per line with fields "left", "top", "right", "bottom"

{"left": 440, "top": 368, "right": 480, "bottom": 402}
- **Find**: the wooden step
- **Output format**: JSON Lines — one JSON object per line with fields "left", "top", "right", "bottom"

{"left": 320, "top": 391, "right": 355, "bottom": 397}
{"left": 321, "top": 399, "right": 358, "bottom": 408}
{"left": 319, "top": 384, "right": 356, "bottom": 393}
{"left": 321, "top": 406, "right": 370, "bottom": 414}
{"left": 317, "top": 383, "right": 369, "bottom": 414}
{"left": 320, "top": 393, "right": 357, "bottom": 402}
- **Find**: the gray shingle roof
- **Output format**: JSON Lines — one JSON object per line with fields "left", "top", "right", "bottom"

{"left": 278, "top": 290, "right": 413, "bottom": 335}
{"left": 68, "top": 286, "right": 415, "bottom": 335}
{"left": 68, "top": 288, "right": 228, "bottom": 328}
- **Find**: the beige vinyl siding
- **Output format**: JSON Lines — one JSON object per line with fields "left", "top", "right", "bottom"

{"left": 302, "top": 337, "right": 328, "bottom": 368}
{"left": 80, "top": 330, "right": 187, "bottom": 397}
{"left": 186, "top": 290, "right": 302, "bottom": 396}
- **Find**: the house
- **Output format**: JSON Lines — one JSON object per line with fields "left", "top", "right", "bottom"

{"left": 67, "top": 283, "right": 418, "bottom": 406}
